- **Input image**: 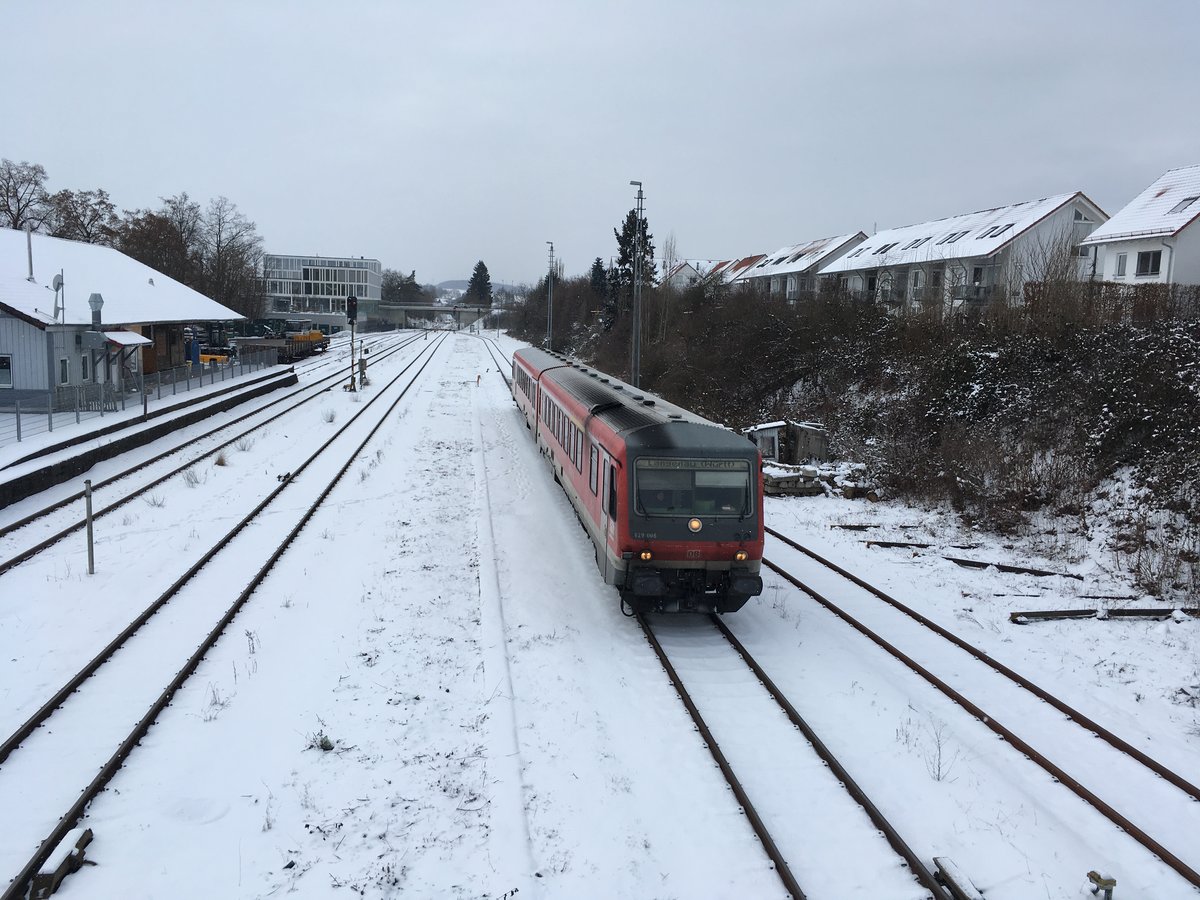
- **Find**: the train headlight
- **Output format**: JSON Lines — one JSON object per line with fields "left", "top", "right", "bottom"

{"left": 639, "top": 550, "right": 653, "bottom": 561}
{"left": 688, "top": 518, "right": 702, "bottom": 533}
{"left": 735, "top": 550, "right": 748, "bottom": 562}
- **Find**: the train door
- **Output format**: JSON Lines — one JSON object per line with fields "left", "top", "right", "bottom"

{"left": 598, "top": 448, "right": 616, "bottom": 582}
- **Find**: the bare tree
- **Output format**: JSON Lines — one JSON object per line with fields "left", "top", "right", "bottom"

{"left": 0, "top": 159, "right": 51, "bottom": 230}
{"left": 46, "top": 188, "right": 118, "bottom": 243}
{"left": 199, "top": 196, "right": 265, "bottom": 319}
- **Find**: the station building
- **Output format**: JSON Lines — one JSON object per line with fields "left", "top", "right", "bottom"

{"left": 0, "top": 227, "right": 241, "bottom": 401}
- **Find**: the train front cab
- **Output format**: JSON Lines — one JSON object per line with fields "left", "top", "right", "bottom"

{"left": 613, "top": 428, "right": 765, "bottom": 614}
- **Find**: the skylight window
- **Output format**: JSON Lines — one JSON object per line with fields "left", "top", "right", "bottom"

{"left": 872, "top": 242, "right": 899, "bottom": 255}
{"left": 936, "top": 231, "right": 970, "bottom": 245}
{"left": 976, "top": 226, "right": 998, "bottom": 239}
{"left": 846, "top": 248, "right": 867, "bottom": 258}
{"left": 1169, "top": 196, "right": 1199, "bottom": 215}
{"left": 901, "top": 237, "right": 930, "bottom": 250}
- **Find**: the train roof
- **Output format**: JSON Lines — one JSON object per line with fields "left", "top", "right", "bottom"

{"left": 515, "top": 347, "right": 756, "bottom": 452}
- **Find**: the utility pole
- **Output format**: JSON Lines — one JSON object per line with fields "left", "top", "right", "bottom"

{"left": 546, "top": 241, "right": 555, "bottom": 352}
{"left": 630, "top": 180, "right": 644, "bottom": 388}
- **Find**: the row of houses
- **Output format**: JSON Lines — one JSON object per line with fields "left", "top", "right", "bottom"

{"left": 663, "top": 164, "right": 1200, "bottom": 309}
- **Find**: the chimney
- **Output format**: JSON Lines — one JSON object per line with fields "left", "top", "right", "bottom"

{"left": 26, "top": 224, "right": 35, "bottom": 282}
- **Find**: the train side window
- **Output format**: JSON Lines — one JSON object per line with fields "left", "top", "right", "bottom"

{"left": 589, "top": 446, "right": 598, "bottom": 494}
{"left": 607, "top": 464, "right": 617, "bottom": 517}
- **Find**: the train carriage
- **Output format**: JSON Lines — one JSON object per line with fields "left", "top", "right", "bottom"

{"left": 512, "top": 347, "right": 764, "bottom": 613}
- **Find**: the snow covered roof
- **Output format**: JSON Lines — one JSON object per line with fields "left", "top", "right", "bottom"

{"left": 104, "top": 330, "right": 153, "bottom": 346}
{"left": 709, "top": 254, "right": 767, "bottom": 283}
{"left": 735, "top": 233, "right": 867, "bottom": 282}
{"left": 1081, "top": 164, "right": 1200, "bottom": 244}
{"left": 820, "top": 192, "right": 1100, "bottom": 274}
{"left": 0, "top": 227, "right": 244, "bottom": 328}
{"left": 0, "top": 272, "right": 58, "bottom": 325}
{"left": 745, "top": 420, "right": 824, "bottom": 433}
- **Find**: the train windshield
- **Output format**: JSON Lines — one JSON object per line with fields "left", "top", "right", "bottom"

{"left": 634, "top": 458, "right": 753, "bottom": 519}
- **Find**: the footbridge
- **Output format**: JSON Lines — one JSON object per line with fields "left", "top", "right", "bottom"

{"left": 375, "top": 303, "right": 496, "bottom": 329}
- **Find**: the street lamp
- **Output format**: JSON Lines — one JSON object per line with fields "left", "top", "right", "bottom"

{"left": 629, "top": 180, "right": 644, "bottom": 388}
{"left": 546, "top": 241, "right": 555, "bottom": 352}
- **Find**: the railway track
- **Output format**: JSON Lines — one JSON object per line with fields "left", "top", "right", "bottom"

{"left": 0, "top": 332, "right": 422, "bottom": 577}
{"left": 638, "top": 613, "right": 951, "bottom": 900}
{"left": 0, "top": 334, "right": 448, "bottom": 900}
{"left": 762, "top": 525, "right": 1200, "bottom": 890}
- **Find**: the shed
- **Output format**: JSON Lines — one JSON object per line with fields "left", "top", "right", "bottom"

{"left": 744, "top": 420, "right": 829, "bottom": 464}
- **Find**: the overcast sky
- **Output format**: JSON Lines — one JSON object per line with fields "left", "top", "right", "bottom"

{"left": 4, "top": 1, "right": 1199, "bottom": 285}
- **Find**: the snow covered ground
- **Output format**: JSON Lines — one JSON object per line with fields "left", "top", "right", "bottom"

{"left": 1, "top": 331, "right": 1197, "bottom": 899}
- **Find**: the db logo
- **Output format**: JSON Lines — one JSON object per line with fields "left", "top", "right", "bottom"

{"left": 686, "top": 549, "right": 701, "bottom": 559}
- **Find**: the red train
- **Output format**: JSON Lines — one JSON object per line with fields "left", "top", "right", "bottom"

{"left": 512, "top": 347, "right": 764, "bottom": 613}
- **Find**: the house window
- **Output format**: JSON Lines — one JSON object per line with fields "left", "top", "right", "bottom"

{"left": 81, "top": 354, "right": 90, "bottom": 381}
{"left": 1136, "top": 250, "right": 1162, "bottom": 277}
{"left": 59, "top": 358, "right": 70, "bottom": 385}
{"left": 1168, "top": 196, "right": 1198, "bottom": 215}
{"left": 0, "top": 355, "right": 11, "bottom": 388}
{"left": 930, "top": 270, "right": 943, "bottom": 289}
{"left": 1114, "top": 253, "right": 1127, "bottom": 277}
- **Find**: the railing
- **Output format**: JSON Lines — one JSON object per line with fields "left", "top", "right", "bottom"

{"left": 0, "top": 348, "right": 279, "bottom": 449}
{"left": 952, "top": 284, "right": 996, "bottom": 302}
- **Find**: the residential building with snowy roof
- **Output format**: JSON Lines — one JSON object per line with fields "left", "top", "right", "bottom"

{"left": 818, "top": 192, "right": 1107, "bottom": 310}
{"left": 707, "top": 254, "right": 768, "bottom": 286}
{"left": 734, "top": 232, "right": 867, "bottom": 301}
{"left": 1080, "top": 165, "right": 1200, "bottom": 285}
{"left": 662, "top": 260, "right": 713, "bottom": 290}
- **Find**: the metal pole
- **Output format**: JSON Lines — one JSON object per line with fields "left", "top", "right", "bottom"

{"left": 85, "top": 479, "right": 95, "bottom": 575}
{"left": 47, "top": 390, "right": 53, "bottom": 433}
{"left": 75, "top": 387, "right": 81, "bottom": 424}
{"left": 348, "top": 321, "right": 356, "bottom": 391}
{"left": 546, "top": 241, "right": 554, "bottom": 351}
{"left": 630, "top": 180, "right": 644, "bottom": 389}
{"left": 15, "top": 399, "right": 20, "bottom": 442}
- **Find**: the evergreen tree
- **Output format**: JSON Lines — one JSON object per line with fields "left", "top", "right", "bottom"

{"left": 589, "top": 257, "right": 608, "bottom": 298}
{"left": 613, "top": 208, "right": 657, "bottom": 313}
{"left": 466, "top": 260, "right": 493, "bottom": 306}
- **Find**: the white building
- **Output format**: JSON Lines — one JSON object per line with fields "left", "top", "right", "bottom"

{"left": 263, "top": 254, "right": 382, "bottom": 323}
{"left": 1081, "top": 164, "right": 1200, "bottom": 285}
{"left": 0, "top": 227, "right": 241, "bottom": 397}
{"left": 734, "top": 232, "right": 867, "bottom": 300}
{"left": 818, "top": 192, "right": 1107, "bottom": 310}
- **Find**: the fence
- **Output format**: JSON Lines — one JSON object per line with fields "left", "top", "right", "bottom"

{"left": 0, "top": 348, "right": 279, "bottom": 449}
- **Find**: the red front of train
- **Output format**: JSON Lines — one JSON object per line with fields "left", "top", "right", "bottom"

{"left": 512, "top": 347, "right": 764, "bottom": 613}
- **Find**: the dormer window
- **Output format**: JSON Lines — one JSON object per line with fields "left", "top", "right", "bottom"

{"left": 937, "top": 230, "right": 970, "bottom": 245}
{"left": 1169, "top": 196, "right": 1199, "bottom": 215}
